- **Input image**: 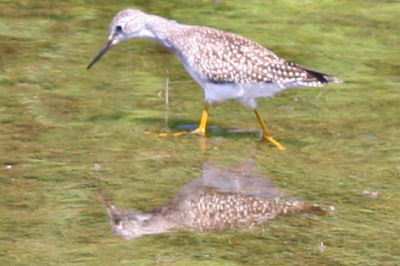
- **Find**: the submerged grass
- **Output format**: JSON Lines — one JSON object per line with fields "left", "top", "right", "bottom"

{"left": 1, "top": 0, "right": 399, "bottom": 264}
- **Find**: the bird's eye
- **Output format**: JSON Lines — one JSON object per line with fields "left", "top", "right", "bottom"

{"left": 115, "top": 25, "right": 122, "bottom": 32}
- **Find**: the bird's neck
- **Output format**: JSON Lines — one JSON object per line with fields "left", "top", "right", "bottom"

{"left": 140, "top": 15, "right": 188, "bottom": 51}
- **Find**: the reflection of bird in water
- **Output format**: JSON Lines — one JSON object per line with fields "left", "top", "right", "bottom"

{"left": 99, "top": 163, "right": 324, "bottom": 239}
{"left": 87, "top": 9, "right": 342, "bottom": 150}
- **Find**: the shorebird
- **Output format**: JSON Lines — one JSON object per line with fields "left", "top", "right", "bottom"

{"left": 87, "top": 9, "right": 342, "bottom": 150}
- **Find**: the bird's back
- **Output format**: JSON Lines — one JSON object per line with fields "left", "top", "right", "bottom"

{"left": 170, "top": 24, "right": 341, "bottom": 88}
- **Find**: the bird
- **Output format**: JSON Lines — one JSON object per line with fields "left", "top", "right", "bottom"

{"left": 87, "top": 9, "right": 342, "bottom": 150}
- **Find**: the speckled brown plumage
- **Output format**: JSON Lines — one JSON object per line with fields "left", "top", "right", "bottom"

{"left": 89, "top": 9, "right": 342, "bottom": 105}
{"left": 87, "top": 9, "right": 342, "bottom": 149}
{"left": 170, "top": 26, "right": 333, "bottom": 86}
{"left": 99, "top": 162, "right": 324, "bottom": 239}
{"left": 180, "top": 190, "right": 303, "bottom": 231}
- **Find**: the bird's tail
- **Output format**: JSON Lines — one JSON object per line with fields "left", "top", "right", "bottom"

{"left": 299, "top": 65, "right": 343, "bottom": 84}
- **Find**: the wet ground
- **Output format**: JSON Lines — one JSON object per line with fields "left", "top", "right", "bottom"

{"left": 1, "top": 0, "right": 400, "bottom": 265}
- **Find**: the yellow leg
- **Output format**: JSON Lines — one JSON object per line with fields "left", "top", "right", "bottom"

{"left": 191, "top": 104, "right": 209, "bottom": 136}
{"left": 254, "top": 109, "right": 286, "bottom": 150}
{"left": 171, "top": 104, "right": 209, "bottom": 137}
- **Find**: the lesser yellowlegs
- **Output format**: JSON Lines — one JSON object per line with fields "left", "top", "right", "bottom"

{"left": 87, "top": 9, "right": 342, "bottom": 150}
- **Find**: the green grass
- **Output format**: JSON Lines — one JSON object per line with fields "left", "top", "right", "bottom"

{"left": 1, "top": 0, "right": 399, "bottom": 264}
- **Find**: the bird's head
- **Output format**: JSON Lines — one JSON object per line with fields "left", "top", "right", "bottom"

{"left": 87, "top": 9, "right": 153, "bottom": 70}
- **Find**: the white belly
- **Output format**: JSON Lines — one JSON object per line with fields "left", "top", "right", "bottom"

{"left": 181, "top": 60, "right": 295, "bottom": 109}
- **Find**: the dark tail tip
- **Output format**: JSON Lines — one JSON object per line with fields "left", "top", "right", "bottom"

{"left": 295, "top": 63, "right": 342, "bottom": 84}
{"left": 305, "top": 68, "right": 342, "bottom": 84}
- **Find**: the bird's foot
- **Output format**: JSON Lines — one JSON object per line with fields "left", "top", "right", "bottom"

{"left": 190, "top": 127, "right": 206, "bottom": 136}
{"left": 263, "top": 135, "right": 286, "bottom": 151}
{"left": 172, "top": 128, "right": 205, "bottom": 136}
{"left": 172, "top": 131, "right": 190, "bottom": 137}
{"left": 144, "top": 131, "right": 175, "bottom": 137}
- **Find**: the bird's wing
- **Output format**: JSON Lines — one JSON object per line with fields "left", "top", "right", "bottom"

{"left": 183, "top": 26, "right": 339, "bottom": 86}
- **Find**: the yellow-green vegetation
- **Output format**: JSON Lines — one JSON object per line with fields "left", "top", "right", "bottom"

{"left": 1, "top": 0, "right": 399, "bottom": 264}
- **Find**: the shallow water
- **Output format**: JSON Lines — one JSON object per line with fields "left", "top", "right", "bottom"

{"left": 1, "top": 0, "right": 400, "bottom": 265}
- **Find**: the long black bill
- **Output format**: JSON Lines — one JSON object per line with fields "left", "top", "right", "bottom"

{"left": 87, "top": 40, "right": 113, "bottom": 70}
